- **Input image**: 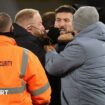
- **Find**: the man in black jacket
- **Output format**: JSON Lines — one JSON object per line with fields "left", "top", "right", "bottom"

{"left": 13, "top": 8, "right": 46, "bottom": 67}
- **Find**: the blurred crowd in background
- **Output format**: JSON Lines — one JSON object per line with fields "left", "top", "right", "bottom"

{"left": 0, "top": 0, "right": 105, "bottom": 23}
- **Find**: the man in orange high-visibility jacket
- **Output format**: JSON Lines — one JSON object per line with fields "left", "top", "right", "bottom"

{"left": 0, "top": 12, "right": 51, "bottom": 105}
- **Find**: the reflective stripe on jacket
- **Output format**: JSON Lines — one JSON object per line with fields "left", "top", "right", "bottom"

{"left": 0, "top": 35, "right": 51, "bottom": 105}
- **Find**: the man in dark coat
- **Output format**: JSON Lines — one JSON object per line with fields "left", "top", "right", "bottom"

{"left": 13, "top": 8, "right": 46, "bottom": 67}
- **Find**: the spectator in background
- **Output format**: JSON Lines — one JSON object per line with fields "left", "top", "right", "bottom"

{"left": 42, "top": 11, "right": 55, "bottom": 31}
{"left": 42, "top": 11, "right": 61, "bottom": 105}
{"left": 42, "top": 11, "right": 60, "bottom": 45}
{"left": 13, "top": 8, "right": 46, "bottom": 67}
{"left": 45, "top": 6, "right": 105, "bottom": 105}
{"left": 0, "top": 12, "right": 51, "bottom": 105}
{"left": 55, "top": 5, "right": 76, "bottom": 52}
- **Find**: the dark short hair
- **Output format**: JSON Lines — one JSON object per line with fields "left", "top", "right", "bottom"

{"left": 55, "top": 5, "right": 76, "bottom": 14}
{"left": 42, "top": 11, "right": 55, "bottom": 29}
{"left": 0, "top": 12, "right": 11, "bottom": 32}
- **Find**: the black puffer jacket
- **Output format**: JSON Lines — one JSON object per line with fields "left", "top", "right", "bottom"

{"left": 12, "top": 23, "right": 45, "bottom": 67}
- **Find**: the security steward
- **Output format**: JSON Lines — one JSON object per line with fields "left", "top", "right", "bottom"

{"left": 0, "top": 12, "right": 51, "bottom": 105}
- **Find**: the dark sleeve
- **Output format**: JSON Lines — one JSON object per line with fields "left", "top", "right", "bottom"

{"left": 15, "top": 37, "right": 45, "bottom": 67}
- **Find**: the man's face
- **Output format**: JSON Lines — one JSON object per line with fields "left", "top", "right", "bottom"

{"left": 54, "top": 12, "right": 73, "bottom": 35}
{"left": 27, "top": 13, "right": 45, "bottom": 37}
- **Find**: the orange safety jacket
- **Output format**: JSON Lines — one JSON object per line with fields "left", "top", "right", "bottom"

{"left": 0, "top": 35, "right": 51, "bottom": 105}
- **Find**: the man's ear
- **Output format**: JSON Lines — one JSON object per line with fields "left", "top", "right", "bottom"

{"left": 26, "top": 25, "right": 33, "bottom": 34}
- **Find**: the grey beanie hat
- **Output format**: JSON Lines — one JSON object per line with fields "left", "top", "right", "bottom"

{"left": 73, "top": 6, "right": 99, "bottom": 32}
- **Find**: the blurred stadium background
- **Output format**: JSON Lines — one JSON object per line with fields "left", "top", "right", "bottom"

{"left": 0, "top": 0, "right": 105, "bottom": 22}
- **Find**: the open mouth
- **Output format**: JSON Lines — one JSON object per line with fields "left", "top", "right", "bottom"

{"left": 60, "top": 29, "right": 66, "bottom": 34}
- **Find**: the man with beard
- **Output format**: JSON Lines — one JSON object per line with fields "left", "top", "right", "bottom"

{"left": 13, "top": 8, "right": 46, "bottom": 67}
{"left": 43, "top": 5, "right": 75, "bottom": 105}
{"left": 54, "top": 5, "right": 75, "bottom": 52}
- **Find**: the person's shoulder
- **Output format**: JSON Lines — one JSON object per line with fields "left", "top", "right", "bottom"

{"left": 65, "top": 36, "right": 90, "bottom": 48}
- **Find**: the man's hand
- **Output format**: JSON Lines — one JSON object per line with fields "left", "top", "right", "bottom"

{"left": 58, "top": 33, "right": 74, "bottom": 42}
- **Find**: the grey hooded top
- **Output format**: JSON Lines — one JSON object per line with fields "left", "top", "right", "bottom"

{"left": 45, "top": 22, "right": 105, "bottom": 105}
